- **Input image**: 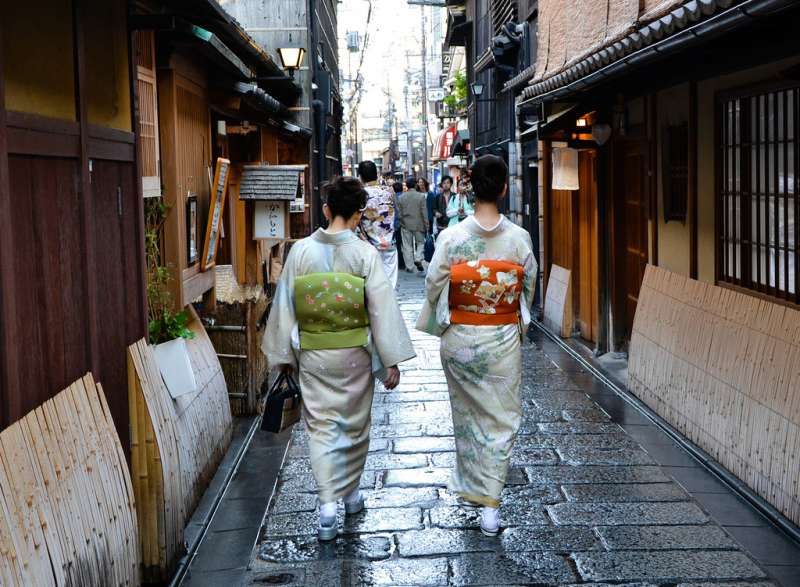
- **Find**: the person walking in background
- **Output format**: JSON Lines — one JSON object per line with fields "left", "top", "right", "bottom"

{"left": 392, "top": 181, "right": 406, "bottom": 271}
{"left": 397, "top": 177, "right": 429, "bottom": 273}
{"left": 431, "top": 175, "right": 453, "bottom": 235}
{"left": 357, "top": 161, "right": 399, "bottom": 288}
{"left": 446, "top": 175, "right": 475, "bottom": 227}
{"left": 417, "top": 155, "right": 536, "bottom": 537}
{"left": 263, "top": 176, "right": 415, "bottom": 541}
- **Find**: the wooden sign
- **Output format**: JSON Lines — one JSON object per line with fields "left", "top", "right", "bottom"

{"left": 201, "top": 157, "right": 231, "bottom": 271}
{"left": 543, "top": 264, "right": 573, "bottom": 337}
{"left": 254, "top": 200, "right": 288, "bottom": 240}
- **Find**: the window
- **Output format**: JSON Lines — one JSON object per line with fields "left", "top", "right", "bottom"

{"left": 662, "top": 122, "right": 688, "bottom": 223}
{"left": 718, "top": 84, "right": 798, "bottom": 304}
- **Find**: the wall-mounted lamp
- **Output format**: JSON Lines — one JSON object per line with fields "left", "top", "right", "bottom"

{"left": 576, "top": 117, "right": 588, "bottom": 127}
{"left": 471, "top": 82, "right": 485, "bottom": 97}
{"left": 277, "top": 46, "right": 306, "bottom": 78}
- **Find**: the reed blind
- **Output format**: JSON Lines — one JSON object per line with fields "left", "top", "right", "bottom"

{"left": 718, "top": 84, "right": 799, "bottom": 305}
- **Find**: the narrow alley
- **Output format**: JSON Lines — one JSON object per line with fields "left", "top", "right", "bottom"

{"left": 179, "top": 272, "right": 797, "bottom": 586}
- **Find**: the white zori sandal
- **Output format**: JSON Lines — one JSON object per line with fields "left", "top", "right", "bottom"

{"left": 343, "top": 489, "right": 365, "bottom": 515}
{"left": 318, "top": 502, "right": 338, "bottom": 541}
{"left": 480, "top": 506, "right": 500, "bottom": 537}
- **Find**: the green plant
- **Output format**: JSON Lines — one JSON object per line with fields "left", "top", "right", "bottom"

{"left": 443, "top": 70, "right": 467, "bottom": 110}
{"left": 144, "top": 198, "right": 195, "bottom": 345}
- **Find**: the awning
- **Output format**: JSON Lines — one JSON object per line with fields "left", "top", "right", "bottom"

{"left": 239, "top": 166, "right": 302, "bottom": 201}
{"left": 516, "top": 0, "right": 797, "bottom": 104}
{"left": 432, "top": 126, "right": 458, "bottom": 162}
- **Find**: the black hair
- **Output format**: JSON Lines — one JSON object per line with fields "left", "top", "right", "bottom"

{"left": 405, "top": 177, "right": 417, "bottom": 190}
{"left": 469, "top": 155, "right": 507, "bottom": 203}
{"left": 417, "top": 177, "right": 430, "bottom": 192}
{"left": 392, "top": 181, "right": 403, "bottom": 194}
{"left": 439, "top": 175, "right": 453, "bottom": 188}
{"left": 325, "top": 176, "right": 367, "bottom": 219}
{"left": 357, "top": 160, "right": 378, "bottom": 182}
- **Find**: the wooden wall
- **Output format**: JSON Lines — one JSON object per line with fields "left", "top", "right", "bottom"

{"left": 0, "top": 4, "right": 147, "bottom": 449}
{"left": 630, "top": 265, "right": 800, "bottom": 526}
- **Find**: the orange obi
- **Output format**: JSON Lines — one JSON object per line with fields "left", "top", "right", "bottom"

{"left": 449, "top": 260, "right": 524, "bottom": 325}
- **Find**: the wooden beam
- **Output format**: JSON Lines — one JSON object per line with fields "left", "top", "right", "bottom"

{"left": 688, "top": 80, "right": 698, "bottom": 279}
{"left": 73, "top": 0, "right": 101, "bottom": 377}
{"left": 541, "top": 139, "right": 552, "bottom": 292}
{"left": 0, "top": 21, "right": 20, "bottom": 426}
{"left": 156, "top": 68, "right": 185, "bottom": 310}
{"left": 129, "top": 29, "right": 149, "bottom": 346}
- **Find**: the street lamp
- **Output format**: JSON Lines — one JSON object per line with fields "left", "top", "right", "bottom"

{"left": 277, "top": 46, "right": 306, "bottom": 79}
{"left": 471, "top": 82, "right": 484, "bottom": 97}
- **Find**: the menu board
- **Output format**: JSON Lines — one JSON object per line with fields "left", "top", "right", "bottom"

{"left": 200, "top": 157, "right": 231, "bottom": 271}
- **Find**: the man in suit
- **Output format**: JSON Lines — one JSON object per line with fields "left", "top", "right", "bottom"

{"left": 397, "top": 177, "right": 429, "bottom": 273}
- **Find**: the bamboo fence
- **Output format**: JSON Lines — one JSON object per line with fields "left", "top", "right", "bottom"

{"left": 629, "top": 265, "right": 800, "bottom": 525}
{"left": 128, "top": 307, "right": 232, "bottom": 582}
{"left": 0, "top": 374, "right": 139, "bottom": 585}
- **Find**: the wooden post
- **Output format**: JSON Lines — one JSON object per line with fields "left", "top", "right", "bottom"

{"left": 541, "top": 139, "right": 552, "bottom": 292}
{"left": 688, "top": 80, "right": 698, "bottom": 279}
{"left": 156, "top": 68, "right": 185, "bottom": 310}
{"left": 0, "top": 23, "right": 19, "bottom": 426}
{"left": 73, "top": 0, "right": 102, "bottom": 377}
{"left": 129, "top": 30, "right": 150, "bottom": 338}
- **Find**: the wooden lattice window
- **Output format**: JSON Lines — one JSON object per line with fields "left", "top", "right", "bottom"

{"left": 662, "top": 122, "right": 688, "bottom": 222}
{"left": 135, "top": 31, "right": 161, "bottom": 198}
{"left": 717, "top": 84, "right": 799, "bottom": 304}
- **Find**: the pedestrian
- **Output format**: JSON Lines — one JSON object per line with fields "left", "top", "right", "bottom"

{"left": 397, "top": 177, "right": 429, "bottom": 273}
{"left": 392, "top": 181, "right": 406, "bottom": 270}
{"left": 416, "top": 155, "right": 537, "bottom": 537}
{"left": 262, "top": 175, "right": 416, "bottom": 542}
{"left": 431, "top": 175, "right": 453, "bottom": 235}
{"left": 446, "top": 176, "right": 475, "bottom": 227}
{"left": 357, "top": 160, "right": 399, "bottom": 288}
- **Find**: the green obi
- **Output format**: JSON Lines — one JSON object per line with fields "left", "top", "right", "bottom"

{"left": 294, "top": 272, "right": 369, "bottom": 350}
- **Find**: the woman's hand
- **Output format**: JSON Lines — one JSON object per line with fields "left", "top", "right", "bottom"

{"left": 383, "top": 366, "right": 400, "bottom": 390}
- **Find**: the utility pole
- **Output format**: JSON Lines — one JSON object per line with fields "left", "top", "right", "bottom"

{"left": 420, "top": 5, "right": 429, "bottom": 180}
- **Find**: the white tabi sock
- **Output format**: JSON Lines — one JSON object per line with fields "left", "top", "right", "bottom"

{"left": 319, "top": 502, "right": 337, "bottom": 522}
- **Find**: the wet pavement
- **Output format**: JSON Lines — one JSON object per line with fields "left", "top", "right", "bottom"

{"left": 189, "top": 271, "right": 800, "bottom": 586}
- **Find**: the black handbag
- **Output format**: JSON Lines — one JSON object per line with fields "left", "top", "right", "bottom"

{"left": 261, "top": 371, "right": 302, "bottom": 433}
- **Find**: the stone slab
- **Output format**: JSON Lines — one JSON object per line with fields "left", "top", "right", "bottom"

{"left": 548, "top": 502, "right": 708, "bottom": 525}
{"left": 597, "top": 525, "right": 738, "bottom": 550}
{"left": 364, "top": 453, "right": 428, "bottom": 470}
{"left": 561, "top": 483, "right": 690, "bottom": 503}
{"left": 450, "top": 552, "right": 577, "bottom": 586}
{"left": 393, "top": 436, "right": 455, "bottom": 454}
{"left": 556, "top": 447, "right": 657, "bottom": 466}
{"left": 500, "top": 526, "right": 601, "bottom": 552}
{"left": 525, "top": 465, "right": 671, "bottom": 484}
{"left": 574, "top": 551, "right": 767, "bottom": 583}
{"left": 395, "top": 528, "right": 500, "bottom": 557}
{"left": 383, "top": 467, "right": 450, "bottom": 488}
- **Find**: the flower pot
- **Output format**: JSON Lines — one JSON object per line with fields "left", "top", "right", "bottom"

{"left": 153, "top": 337, "right": 197, "bottom": 400}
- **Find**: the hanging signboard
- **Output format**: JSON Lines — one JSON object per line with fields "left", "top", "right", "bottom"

{"left": 200, "top": 157, "right": 231, "bottom": 271}
{"left": 254, "top": 201, "right": 288, "bottom": 240}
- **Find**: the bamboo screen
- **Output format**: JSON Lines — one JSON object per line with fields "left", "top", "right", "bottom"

{"left": 0, "top": 374, "right": 139, "bottom": 585}
{"left": 629, "top": 265, "right": 800, "bottom": 525}
{"left": 128, "top": 307, "right": 232, "bottom": 582}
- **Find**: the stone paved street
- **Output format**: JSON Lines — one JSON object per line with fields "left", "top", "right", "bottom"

{"left": 243, "top": 272, "right": 790, "bottom": 586}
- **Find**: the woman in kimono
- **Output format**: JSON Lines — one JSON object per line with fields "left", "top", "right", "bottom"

{"left": 417, "top": 155, "right": 537, "bottom": 536}
{"left": 263, "top": 176, "right": 416, "bottom": 541}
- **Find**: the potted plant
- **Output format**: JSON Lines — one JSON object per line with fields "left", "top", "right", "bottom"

{"left": 145, "top": 198, "right": 197, "bottom": 399}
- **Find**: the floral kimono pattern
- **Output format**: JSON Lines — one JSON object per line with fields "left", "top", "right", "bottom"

{"left": 263, "top": 229, "right": 415, "bottom": 503}
{"left": 417, "top": 216, "right": 537, "bottom": 508}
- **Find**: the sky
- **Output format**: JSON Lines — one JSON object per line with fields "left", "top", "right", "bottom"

{"left": 337, "top": 0, "right": 446, "bottom": 145}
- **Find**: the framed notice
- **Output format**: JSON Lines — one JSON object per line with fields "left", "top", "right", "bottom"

{"left": 186, "top": 194, "right": 198, "bottom": 265}
{"left": 200, "top": 157, "right": 231, "bottom": 271}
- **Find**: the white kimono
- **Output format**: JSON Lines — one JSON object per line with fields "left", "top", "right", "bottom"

{"left": 263, "top": 228, "right": 415, "bottom": 503}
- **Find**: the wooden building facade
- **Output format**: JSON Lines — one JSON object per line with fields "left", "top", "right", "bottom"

{"left": 0, "top": 1, "right": 146, "bottom": 451}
